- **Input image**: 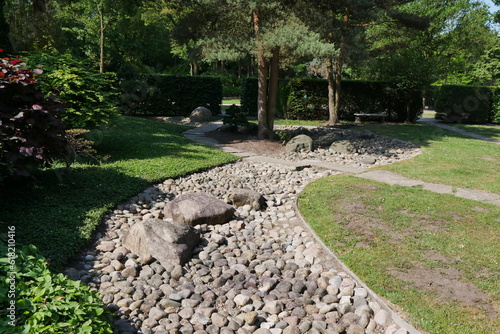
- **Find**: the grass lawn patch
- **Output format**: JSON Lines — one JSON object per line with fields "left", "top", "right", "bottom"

{"left": 299, "top": 176, "right": 500, "bottom": 334}
{"left": 350, "top": 123, "right": 500, "bottom": 194}
{"left": 447, "top": 124, "right": 500, "bottom": 141}
{"left": 222, "top": 98, "right": 240, "bottom": 105}
{"left": 0, "top": 116, "right": 238, "bottom": 270}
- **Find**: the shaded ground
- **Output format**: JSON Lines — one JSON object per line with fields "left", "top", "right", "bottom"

{"left": 205, "top": 129, "right": 285, "bottom": 155}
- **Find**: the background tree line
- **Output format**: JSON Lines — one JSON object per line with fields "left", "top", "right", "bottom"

{"left": 0, "top": 0, "right": 499, "bottom": 137}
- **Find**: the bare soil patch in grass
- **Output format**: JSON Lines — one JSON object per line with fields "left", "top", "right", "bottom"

{"left": 389, "top": 266, "right": 496, "bottom": 318}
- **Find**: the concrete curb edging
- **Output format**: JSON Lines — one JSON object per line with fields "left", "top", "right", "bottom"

{"left": 293, "top": 198, "right": 423, "bottom": 334}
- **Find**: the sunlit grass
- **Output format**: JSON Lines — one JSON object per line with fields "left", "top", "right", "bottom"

{"left": 299, "top": 176, "right": 500, "bottom": 334}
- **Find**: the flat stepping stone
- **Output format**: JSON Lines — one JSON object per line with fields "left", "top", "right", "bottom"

{"left": 421, "top": 183, "right": 453, "bottom": 194}
{"left": 455, "top": 188, "right": 500, "bottom": 202}
{"left": 301, "top": 159, "right": 367, "bottom": 174}
{"left": 356, "top": 170, "right": 425, "bottom": 187}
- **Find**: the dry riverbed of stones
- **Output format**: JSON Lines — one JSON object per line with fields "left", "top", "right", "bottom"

{"left": 274, "top": 126, "right": 421, "bottom": 169}
{"left": 66, "top": 160, "right": 416, "bottom": 333}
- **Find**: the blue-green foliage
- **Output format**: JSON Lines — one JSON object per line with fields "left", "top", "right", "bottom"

{"left": 435, "top": 85, "right": 493, "bottom": 124}
{"left": 26, "top": 53, "right": 119, "bottom": 129}
{"left": 0, "top": 240, "right": 113, "bottom": 333}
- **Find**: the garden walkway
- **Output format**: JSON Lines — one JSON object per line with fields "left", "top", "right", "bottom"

{"left": 184, "top": 122, "right": 500, "bottom": 206}
{"left": 417, "top": 117, "right": 500, "bottom": 145}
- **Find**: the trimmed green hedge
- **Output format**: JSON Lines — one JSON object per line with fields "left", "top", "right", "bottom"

{"left": 491, "top": 87, "right": 500, "bottom": 123}
{"left": 240, "top": 77, "right": 258, "bottom": 116}
{"left": 435, "top": 85, "right": 493, "bottom": 124}
{"left": 124, "top": 75, "right": 222, "bottom": 116}
{"left": 241, "top": 78, "right": 423, "bottom": 122}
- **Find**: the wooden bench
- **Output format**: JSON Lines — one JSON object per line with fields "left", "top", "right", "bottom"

{"left": 354, "top": 113, "right": 386, "bottom": 123}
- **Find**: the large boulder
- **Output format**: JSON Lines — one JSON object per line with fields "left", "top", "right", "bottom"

{"left": 286, "top": 134, "right": 313, "bottom": 153}
{"left": 122, "top": 218, "right": 200, "bottom": 267}
{"left": 190, "top": 107, "right": 212, "bottom": 122}
{"left": 164, "top": 192, "right": 235, "bottom": 226}
{"left": 329, "top": 140, "right": 358, "bottom": 154}
{"left": 229, "top": 188, "right": 266, "bottom": 210}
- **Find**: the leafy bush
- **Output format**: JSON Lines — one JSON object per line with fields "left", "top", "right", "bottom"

{"left": 122, "top": 75, "right": 222, "bottom": 116}
{"left": 0, "top": 53, "right": 67, "bottom": 182}
{"left": 0, "top": 239, "right": 113, "bottom": 333}
{"left": 26, "top": 53, "right": 119, "bottom": 129}
{"left": 435, "top": 85, "right": 493, "bottom": 123}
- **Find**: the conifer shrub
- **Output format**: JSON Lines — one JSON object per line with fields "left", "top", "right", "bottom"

{"left": 273, "top": 78, "right": 423, "bottom": 122}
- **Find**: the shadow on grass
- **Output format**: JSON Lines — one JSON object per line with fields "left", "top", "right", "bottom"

{"left": 0, "top": 166, "right": 151, "bottom": 270}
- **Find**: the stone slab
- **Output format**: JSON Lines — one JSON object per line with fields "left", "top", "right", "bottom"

{"left": 455, "top": 188, "right": 500, "bottom": 202}
{"left": 484, "top": 199, "right": 500, "bottom": 206}
{"left": 355, "top": 170, "right": 425, "bottom": 187}
{"left": 301, "top": 159, "right": 367, "bottom": 174}
{"left": 422, "top": 183, "right": 454, "bottom": 194}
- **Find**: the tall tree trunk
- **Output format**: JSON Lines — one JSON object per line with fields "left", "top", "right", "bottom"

{"left": 254, "top": 8, "right": 270, "bottom": 140}
{"left": 327, "top": 10, "right": 349, "bottom": 125}
{"left": 326, "top": 55, "right": 336, "bottom": 125}
{"left": 333, "top": 41, "right": 344, "bottom": 123}
{"left": 266, "top": 47, "right": 280, "bottom": 138}
{"left": 98, "top": 2, "right": 105, "bottom": 73}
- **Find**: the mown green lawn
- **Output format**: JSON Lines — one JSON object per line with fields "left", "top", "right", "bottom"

{"left": 299, "top": 176, "right": 500, "bottom": 334}
{"left": 0, "top": 116, "right": 238, "bottom": 269}
{"left": 352, "top": 123, "right": 500, "bottom": 194}
{"left": 290, "top": 120, "right": 500, "bottom": 333}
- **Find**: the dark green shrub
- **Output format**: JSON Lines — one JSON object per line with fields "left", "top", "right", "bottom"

{"left": 240, "top": 77, "right": 258, "bottom": 116}
{"left": 491, "top": 87, "right": 500, "bottom": 123}
{"left": 223, "top": 104, "right": 249, "bottom": 127}
{"left": 220, "top": 74, "right": 241, "bottom": 97}
{"left": 383, "top": 82, "right": 423, "bottom": 122}
{"left": 123, "top": 75, "right": 222, "bottom": 116}
{"left": 285, "top": 78, "right": 329, "bottom": 120}
{"left": 282, "top": 79, "right": 423, "bottom": 122}
{"left": 0, "top": 53, "right": 67, "bottom": 181}
{"left": 0, "top": 239, "right": 113, "bottom": 333}
{"left": 435, "top": 85, "right": 493, "bottom": 123}
{"left": 424, "top": 85, "right": 441, "bottom": 110}
{"left": 26, "top": 53, "right": 119, "bottom": 129}
{"left": 339, "top": 81, "right": 387, "bottom": 120}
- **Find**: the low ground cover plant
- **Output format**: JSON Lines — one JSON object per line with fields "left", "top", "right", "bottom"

{"left": 0, "top": 240, "right": 113, "bottom": 333}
